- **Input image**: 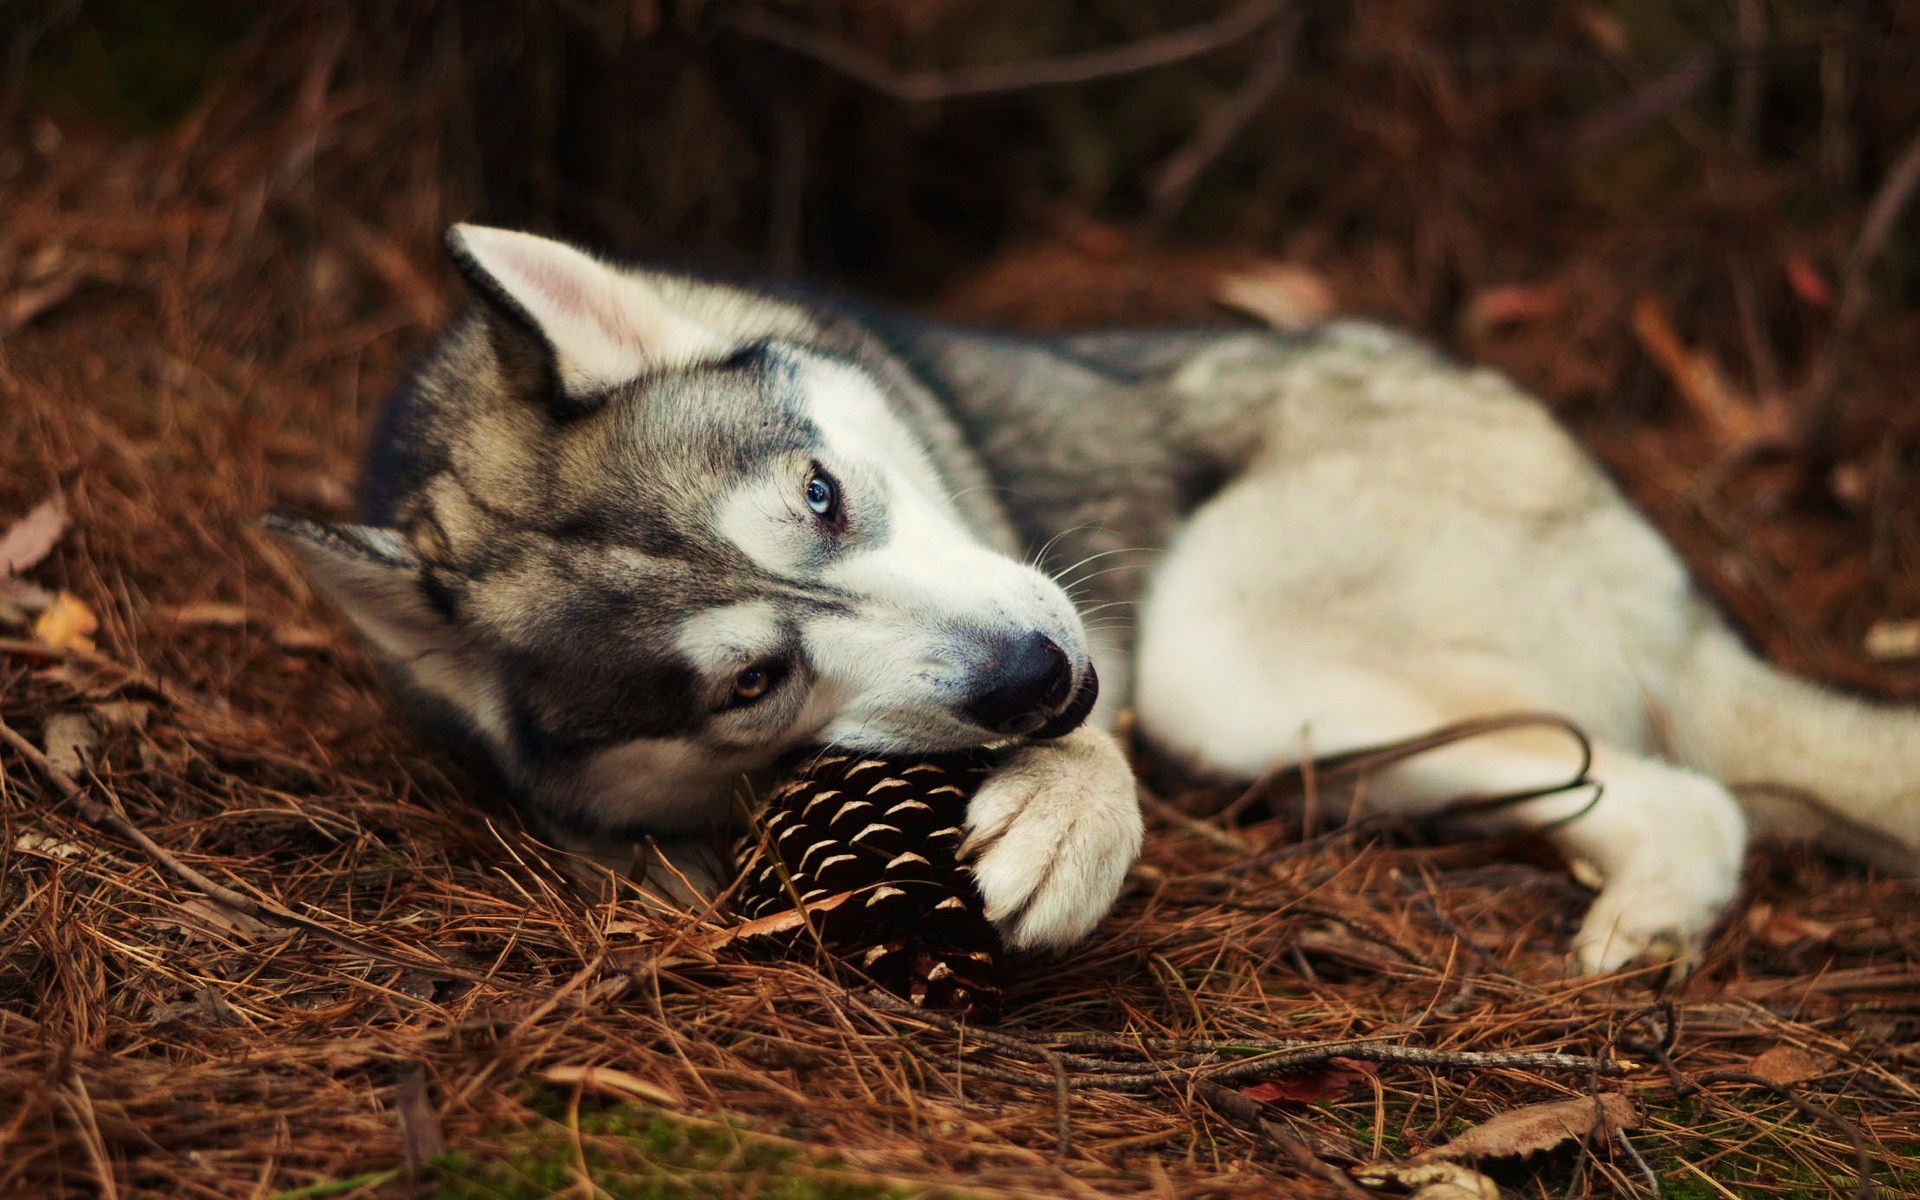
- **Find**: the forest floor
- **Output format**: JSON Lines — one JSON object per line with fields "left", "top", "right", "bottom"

{"left": 4, "top": 8, "right": 1920, "bottom": 1199}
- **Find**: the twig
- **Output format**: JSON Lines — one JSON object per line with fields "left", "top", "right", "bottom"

{"left": 1615, "top": 1127, "right": 1663, "bottom": 1198}
{"left": 730, "top": 1, "right": 1284, "bottom": 103}
{"left": 1212, "top": 711, "right": 1594, "bottom": 852}
{"left": 1145, "top": 9, "right": 1301, "bottom": 228}
{"left": 861, "top": 992, "right": 1631, "bottom": 1092}
{"left": 1564, "top": 49, "right": 1721, "bottom": 163}
{"left": 1192, "top": 1080, "right": 1372, "bottom": 1198}
{"left": 1802, "top": 121, "right": 1920, "bottom": 479}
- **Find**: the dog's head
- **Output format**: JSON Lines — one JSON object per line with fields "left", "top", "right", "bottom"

{"left": 270, "top": 227, "right": 1095, "bottom": 836}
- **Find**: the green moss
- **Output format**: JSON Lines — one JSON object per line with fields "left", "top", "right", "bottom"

{"left": 433, "top": 1098, "right": 960, "bottom": 1200}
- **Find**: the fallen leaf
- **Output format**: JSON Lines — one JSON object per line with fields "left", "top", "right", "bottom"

{"left": 15, "top": 832, "right": 84, "bottom": 860}
{"left": 1748, "top": 1044, "right": 1827, "bottom": 1086}
{"left": 155, "top": 601, "right": 251, "bottom": 628}
{"left": 1215, "top": 263, "right": 1337, "bottom": 331}
{"left": 0, "top": 493, "right": 68, "bottom": 576}
{"left": 541, "top": 1064, "right": 681, "bottom": 1107}
{"left": 1864, "top": 618, "right": 1920, "bottom": 662}
{"left": 1355, "top": 1161, "right": 1501, "bottom": 1200}
{"left": 1411, "top": 1093, "right": 1637, "bottom": 1165}
{"left": 41, "top": 711, "right": 96, "bottom": 776}
{"left": 31, "top": 590, "right": 98, "bottom": 652}
{"left": 1241, "top": 1058, "right": 1374, "bottom": 1106}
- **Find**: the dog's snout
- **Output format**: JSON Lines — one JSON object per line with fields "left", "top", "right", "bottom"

{"left": 967, "top": 633, "right": 1074, "bottom": 736}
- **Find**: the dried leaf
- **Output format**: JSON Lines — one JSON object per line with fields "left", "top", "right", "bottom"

{"left": 1215, "top": 263, "right": 1336, "bottom": 331}
{"left": 1360, "top": 1161, "right": 1502, "bottom": 1200}
{"left": 1241, "top": 1058, "right": 1374, "bottom": 1106}
{"left": 15, "top": 832, "right": 84, "bottom": 860}
{"left": 541, "top": 1064, "right": 681, "bottom": 1108}
{"left": 0, "top": 493, "right": 69, "bottom": 576}
{"left": 1864, "top": 618, "right": 1920, "bottom": 662}
{"left": 1411, "top": 1093, "right": 1637, "bottom": 1164}
{"left": 1748, "top": 1044, "right": 1827, "bottom": 1086}
{"left": 41, "top": 711, "right": 97, "bottom": 776}
{"left": 31, "top": 590, "right": 98, "bottom": 652}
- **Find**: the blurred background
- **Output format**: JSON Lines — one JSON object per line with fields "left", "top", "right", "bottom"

{"left": 4, "top": 0, "right": 1920, "bottom": 690}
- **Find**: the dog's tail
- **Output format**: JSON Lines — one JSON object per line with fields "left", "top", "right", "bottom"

{"left": 1663, "top": 606, "right": 1920, "bottom": 870}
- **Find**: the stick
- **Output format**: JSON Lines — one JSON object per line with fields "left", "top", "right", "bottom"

{"left": 1146, "top": 10, "right": 1301, "bottom": 227}
{"left": 1801, "top": 120, "right": 1920, "bottom": 478}
{"left": 730, "top": 0, "right": 1284, "bottom": 103}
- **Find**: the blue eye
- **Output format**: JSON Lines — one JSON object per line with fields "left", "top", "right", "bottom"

{"left": 804, "top": 471, "right": 839, "bottom": 520}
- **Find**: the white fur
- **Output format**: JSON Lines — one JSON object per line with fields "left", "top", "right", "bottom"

{"left": 962, "top": 725, "right": 1143, "bottom": 950}
{"left": 1128, "top": 339, "right": 1839, "bottom": 971}
{"left": 292, "top": 232, "right": 1920, "bottom": 974}
{"left": 674, "top": 600, "right": 784, "bottom": 676}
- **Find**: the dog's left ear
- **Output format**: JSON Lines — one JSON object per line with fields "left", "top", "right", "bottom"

{"left": 445, "top": 224, "right": 724, "bottom": 410}
{"left": 262, "top": 514, "right": 462, "bottom": 666}
{"left": 264, "top": 513, "right": 510, "bottom": 745}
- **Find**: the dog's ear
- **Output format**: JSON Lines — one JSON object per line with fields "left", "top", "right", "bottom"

{"left": 445, "top": 224, "right": 723, "bottom": 413}
{"left": 263, "top": 514, "right": 461, "bottom": 667}
{"left": 264, "top": 512, "right": 508, "bottom": 741}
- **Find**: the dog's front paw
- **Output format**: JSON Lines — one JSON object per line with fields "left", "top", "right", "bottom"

{"left": 1571, "top": 858, "right": 1740, "bottom": 976}
{"left": 960, "top": 726, "right": 1143, "bottom": 951}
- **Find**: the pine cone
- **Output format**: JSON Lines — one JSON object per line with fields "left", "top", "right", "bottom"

{"left": 732, "top": 748, "right": 1004, "bottom": 1018}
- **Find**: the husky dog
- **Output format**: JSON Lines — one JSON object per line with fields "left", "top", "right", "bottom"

{"left": 271, "top": 225, "right": 1920, "bottom": 972}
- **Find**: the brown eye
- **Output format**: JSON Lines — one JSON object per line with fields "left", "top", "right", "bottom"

{"left": 734, "top": 668, "right": 770, "bottom": 701}
{"left": 729, "top": 661, "right": 786, "bottom": 708}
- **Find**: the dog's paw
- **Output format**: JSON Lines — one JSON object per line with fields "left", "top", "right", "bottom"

{"left": 960, "top": 727, "right": 1144, "bottom": 951}
{"left": 1571, "top": 861, "right": 1738, "bottom": 976}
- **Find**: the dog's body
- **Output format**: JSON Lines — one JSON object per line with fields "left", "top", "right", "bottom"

{"left": 275, "top": 227, "right": 1920, "bottom": 972}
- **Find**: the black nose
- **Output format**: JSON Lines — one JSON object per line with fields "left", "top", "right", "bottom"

{"left": 966, "top": 633, "right": 1075, "bottom": 736}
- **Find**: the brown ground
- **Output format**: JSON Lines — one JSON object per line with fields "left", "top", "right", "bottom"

{"left": 3, "top": 5, "right": 1918, "bottom": 1199}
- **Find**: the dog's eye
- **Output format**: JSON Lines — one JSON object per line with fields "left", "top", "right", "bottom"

{"left": 804, "top": 469, "right": 841, "bottom": 524}
{"left": 729, "top": 662, "right": 783, "bottom": 707}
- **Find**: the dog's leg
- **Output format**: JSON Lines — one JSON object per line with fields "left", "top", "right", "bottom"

{"left": 961, "top": 724, "right": 1144, "bottom": 951}
{"left": 1133, "top": 470, "right": 1747, "bottom": 973}
{"left": 1138, "top": 628, "right": 1747, "bottom": 971}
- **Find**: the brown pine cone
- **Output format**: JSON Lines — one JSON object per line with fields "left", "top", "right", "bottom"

{"left": 731, "top": 748, "right": 1004, "bottom": 1018}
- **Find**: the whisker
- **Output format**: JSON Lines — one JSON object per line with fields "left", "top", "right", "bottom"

{"left": 1027, "top": 520, "right": 1102, "bottom": 572}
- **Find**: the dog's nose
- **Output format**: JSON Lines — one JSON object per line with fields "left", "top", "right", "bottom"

{"left": 967, "top": 633, "right": 1075, "bottom": 736}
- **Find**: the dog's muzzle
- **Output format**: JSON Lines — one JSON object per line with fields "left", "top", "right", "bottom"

{"left": 1030, "top": 663, "right": 1099, "bottom": 740}
{"left": 965, "top": 634, "right": 1097, "bottom": 739}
